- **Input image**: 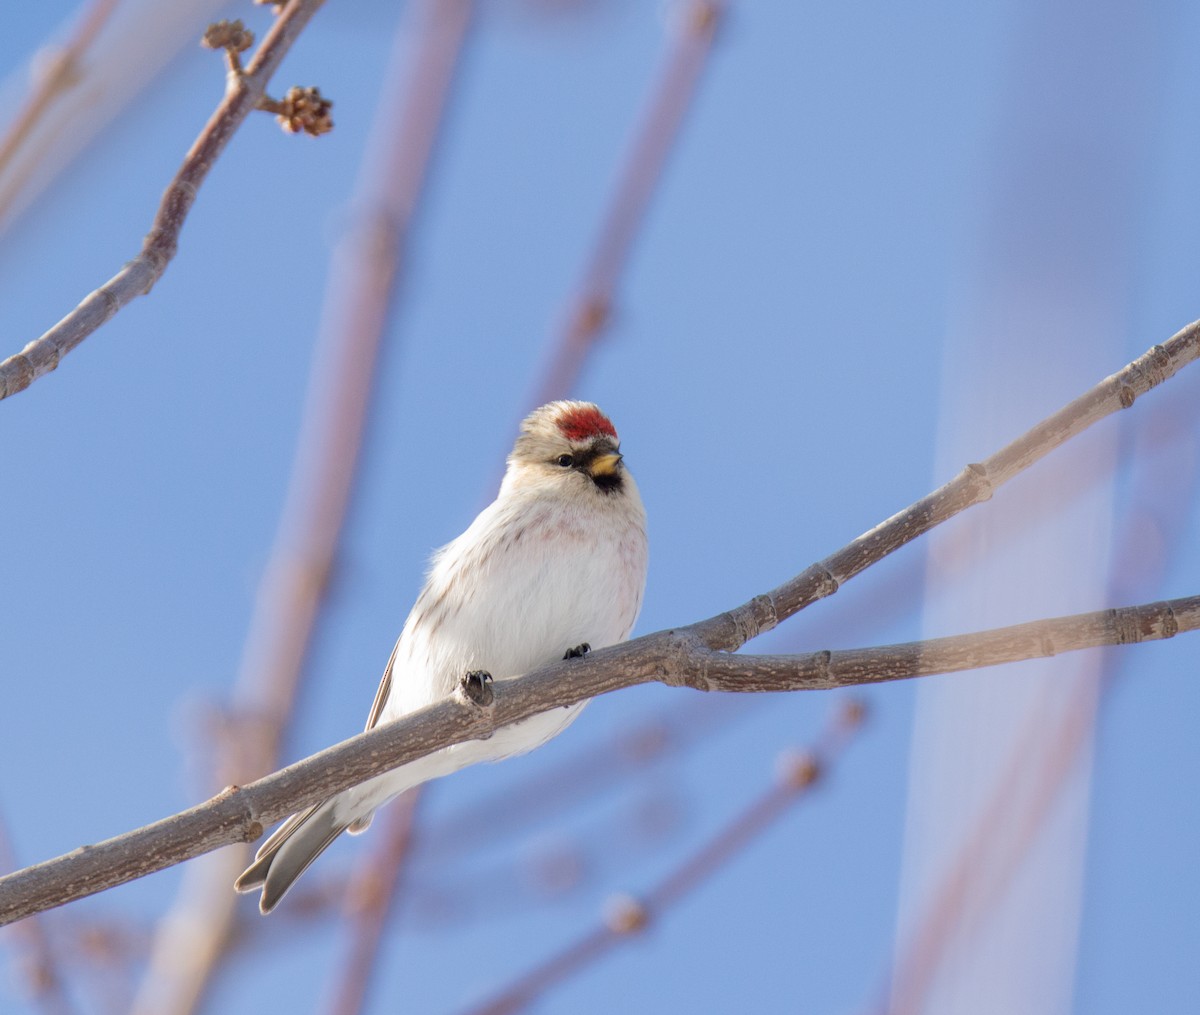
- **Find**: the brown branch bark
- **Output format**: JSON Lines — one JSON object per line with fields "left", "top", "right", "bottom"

{"left": 225, "top": 698, "right": 751, "bottom": 936}
{"left": 1, "top": 592, "right": 1194, "bottom": 928}
{"left": 1, "top": 321, "right": 1197, "bottom": 924}
{"left": 702, "top": 321, "right": 1200, "bottom": 653}
{"left": 0, "top": 0, "right": 327, "bottom": 401}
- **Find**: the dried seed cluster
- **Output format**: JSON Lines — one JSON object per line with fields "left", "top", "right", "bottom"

{"left": 202, "top": 19, "right": 254, "bottom": 54}
{"left": 201, "top": 17, "right": 335, "bottom": 138}
{"left": 273, "top": 86, "right": 334, "bottom": 137}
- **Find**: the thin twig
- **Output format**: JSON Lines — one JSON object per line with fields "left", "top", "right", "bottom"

{"left": 699, "top": 321, "right": 1200, "bottom": 652}
{"left": 322, "top": 0, "right": 726, "bottom": 973}
{"left": 335, "top": 0, "right": 728, "bottom": 966}
{"left": 526, "top": 0, "right": 723, "bottom": 408}
{"left": 462, "top": 698, "right": 866, "bottom": 1015}
{"left": 2, "top": 321, "right": 1198, "bottom": 923}
{"left": 0, "top": 0, "right": 122, "bottom": 181}
{"left": 0, "top": 0, "right": 328, "bottom": 401}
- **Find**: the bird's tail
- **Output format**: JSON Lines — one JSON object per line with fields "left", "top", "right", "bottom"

{"left": 236, "top": 746, "right": 478, "bottom": 912}
{"left": 234, "top": 797, "right": 349, "bottom": 914}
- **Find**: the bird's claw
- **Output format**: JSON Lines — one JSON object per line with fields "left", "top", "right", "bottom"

{"left": 563, "top": 643, "right": 591, "bottom": 660}
{"left": 461, "top": 669, "right": 494, "bottom": 706}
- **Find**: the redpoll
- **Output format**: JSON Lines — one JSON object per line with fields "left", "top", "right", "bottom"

{"left": 235, "top": 401, "right": 649, "bottom": 912}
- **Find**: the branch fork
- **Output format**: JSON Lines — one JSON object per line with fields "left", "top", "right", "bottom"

{"left": 2, "top": 315, "right": 1200, "bottom": 926}
{"left": 203, "top": 18, "right": 334, "bottom": 136}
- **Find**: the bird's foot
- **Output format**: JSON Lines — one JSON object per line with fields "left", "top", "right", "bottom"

{"left": 461, "top": 669, "right": 494, "bottom": 707}
{"left": 563, "top": 643, "right": 591, "bottom": 660}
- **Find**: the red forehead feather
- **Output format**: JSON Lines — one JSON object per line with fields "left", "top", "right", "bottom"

{"left": 556, "top": 405, "right": 617, "bottom": 442}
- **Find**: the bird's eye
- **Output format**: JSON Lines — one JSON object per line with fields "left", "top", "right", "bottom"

{"left": 556, "top": 454, "right": 575, "bottom": 468}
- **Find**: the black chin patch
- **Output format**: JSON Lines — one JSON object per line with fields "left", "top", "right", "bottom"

{"left": 591, "top": 471, "right": 623, "bottom": 493}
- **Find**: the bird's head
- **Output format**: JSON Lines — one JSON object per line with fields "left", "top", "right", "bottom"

{"left": 506, "top": 400, "right": 629, "bottom": 496}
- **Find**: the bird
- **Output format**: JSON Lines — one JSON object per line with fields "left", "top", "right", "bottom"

{"left": 235, "top": 400, "right": 648, "bottom": 913}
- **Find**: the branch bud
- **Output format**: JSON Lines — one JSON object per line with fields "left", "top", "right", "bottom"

{"left": 775, "top": 749, "right": 821, "bottom": 791}
{"left": 603, "top": 893, "right": 649, "bottom": 934}
{"left": 202, "top": 20, "right": 255, "bottom": 54}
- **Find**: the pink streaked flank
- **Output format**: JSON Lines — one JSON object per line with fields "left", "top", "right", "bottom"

{"left": 555, "top": 405, "right": 618, "bottom": 443}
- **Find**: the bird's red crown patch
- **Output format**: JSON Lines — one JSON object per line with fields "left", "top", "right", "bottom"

{"left": 556, "top": 405, "right": 618, "bottom": 443}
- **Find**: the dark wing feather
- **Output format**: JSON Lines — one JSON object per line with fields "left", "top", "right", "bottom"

{"left": 362, "top": 635, "right": 401, "bottom": 732}
{"left": 345, "top": 635, "right": 402, "bottom": 835}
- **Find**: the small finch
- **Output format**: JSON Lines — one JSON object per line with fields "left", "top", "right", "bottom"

{"left": 235, "top": 401, "right": 648, "bottom": 913}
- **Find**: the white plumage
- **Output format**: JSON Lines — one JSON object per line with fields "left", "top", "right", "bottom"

{"left": 236, "top": 401, "right": 648, "bottom": 913}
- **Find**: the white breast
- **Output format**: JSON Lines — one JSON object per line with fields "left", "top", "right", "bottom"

{"left": 381, "top": 479, "right": 648, "bottom": 735}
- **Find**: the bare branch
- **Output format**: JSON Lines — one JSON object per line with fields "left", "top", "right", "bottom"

{"left": 0, "top": 0, "right": 328, "bottom": 401}
{"left": 871, "top": 396, "right": 1200, "bottom": 1015}
{"left": 699, "top": 320, "right": 1200, "bottom": 651}
{"left": 227, "top": 698, "right": 751, "bottom": 935}
{"left": 2, "top": 592, "right": 1195, "bottom": 927}
{"left": 1, "top": 322, "right": 1198, "bottom": 924}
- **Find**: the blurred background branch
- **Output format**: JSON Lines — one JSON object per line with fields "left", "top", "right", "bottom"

{"left": 2, "top": 3, "right": 1198, "bottom": 1013}
{"left": 525, "top": 0, "right": 723, "bottom": 410}
{"left": 463, "top": 696, "right": 866, "bottom": 1015}
{"left": 0, "top": 0, "right": 121, "bottom": 184}
{"left": 130, "top": 1, "right": 474, "bottom": 1013}
{"left": 870, "top": 390, "right": 1200, "bottom": 1015}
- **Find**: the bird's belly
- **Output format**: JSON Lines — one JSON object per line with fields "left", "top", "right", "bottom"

{"left": 472, "top": 699, "right": 587, "bottom": 764}
{"left": 383, "top": 509, "right": 644, "bottom": 721}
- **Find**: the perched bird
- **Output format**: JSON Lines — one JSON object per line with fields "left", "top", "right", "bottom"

{"left": 235, "top": 401, "right": 648, "bottom": 913}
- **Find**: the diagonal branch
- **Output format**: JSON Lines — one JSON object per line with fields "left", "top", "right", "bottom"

{"left": 0, "top": 0, "right": 327, "bottom": 402}
{"left": 693, "top": 320, "right": 1200, "bottom": 653}
{"left": 870, "top": 395, "right": 1200, "bottom": 1015}
{"left": 1, "top": 320, "right": 1198, "bottom": 923}
{"left": 1, "top": 592, "right": 1195, "bottom": 927}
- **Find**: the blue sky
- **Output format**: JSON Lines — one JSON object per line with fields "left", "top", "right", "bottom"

{"left": 2, "top": 2, "right": 1199, "bottom": 1013}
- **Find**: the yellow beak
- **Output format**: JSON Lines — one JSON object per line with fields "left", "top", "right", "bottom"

{"left": 589, "top": 451, "right": 622, "bottom": 477}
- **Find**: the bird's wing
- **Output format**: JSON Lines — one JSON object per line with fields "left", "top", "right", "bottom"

{"left": 362, "top": 636, "right": 400, "bottom": 732}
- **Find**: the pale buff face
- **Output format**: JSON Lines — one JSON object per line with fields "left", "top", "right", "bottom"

{"left": 507, "top": 400, "right": 628, "bottom": 496}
